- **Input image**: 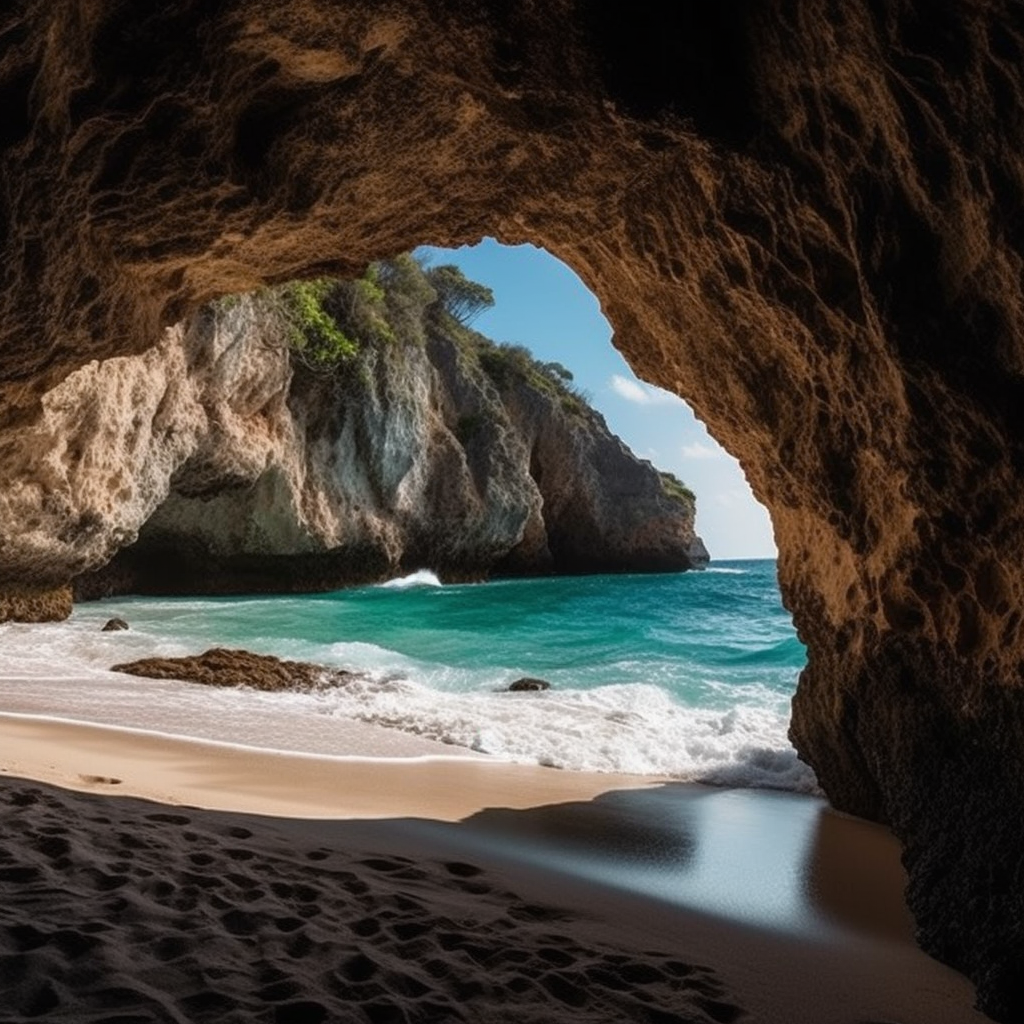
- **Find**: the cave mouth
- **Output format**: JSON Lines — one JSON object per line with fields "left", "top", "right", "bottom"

{"left": 23, "top": 235, "right": 807, "bottom": 791}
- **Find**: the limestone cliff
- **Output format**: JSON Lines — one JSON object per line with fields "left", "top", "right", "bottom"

{"left": 2, "top": 259, "right": 704, "bottom": 599}
{"left": 3, "top": 2, "right": 1024, "bottom": 1016}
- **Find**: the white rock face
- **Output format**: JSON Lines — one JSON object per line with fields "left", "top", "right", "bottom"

{"left": 1, "top": 296, "right": 703, "bottom": 601}
{"left": 1, "top": 321, "right": 212, "bottom": 587}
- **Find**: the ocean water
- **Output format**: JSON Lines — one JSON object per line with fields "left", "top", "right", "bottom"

{"left": 0, "top": 560, "right": 817, "bottom": 792}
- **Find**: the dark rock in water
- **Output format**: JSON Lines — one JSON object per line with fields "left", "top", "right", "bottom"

{"left": 101, "top": 617, "right": 129, "bottom": 632}
{"left": 111, "top": 648, "right": 361, "bottom": 692}
{"left": 507, "top": 678, "right": 552, "bottom": 692}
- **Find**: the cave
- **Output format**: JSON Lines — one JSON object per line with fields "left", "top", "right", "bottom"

{"left": 3, "top": 2, "right": 1024, "bottom": 1018}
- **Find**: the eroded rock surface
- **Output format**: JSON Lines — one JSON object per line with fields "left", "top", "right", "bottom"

{"left": 4, "top": 273, "right": 702, "bottom": 600}
{"left": 3, "top": 2, "right": 1024, "bottom": 1017}
{"left": 0, "top": 586, "right": 72, "bottom": 624}
{"left": 111, "top": 647, "right": 360, "bottom": 692}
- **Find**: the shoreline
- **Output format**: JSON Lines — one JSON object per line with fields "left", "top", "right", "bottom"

{"left": 0, "top": 567, "right": 814, "bottom": 787}
{"left": 0, "top": 711, "right": 989, "bottom": 1022}
{"left": 0, "top": 711, "right": 660, "bottom": 821}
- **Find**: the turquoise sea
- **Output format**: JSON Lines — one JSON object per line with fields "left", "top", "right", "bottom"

{"left": 1, "top": 560, "right": 816, "bottom": 791}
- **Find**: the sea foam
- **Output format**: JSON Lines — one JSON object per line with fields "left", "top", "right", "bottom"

{"left": 379, "top": 569, "right": 443, "bottom": 589}
{"left": 309, "top": 675, "right": 818, "bottom": 791}
{"left": 0, "top": 562, "right": 816, "bottom": 793}
{"left": 0, "top": 617, "right": 817, "bottom": 793}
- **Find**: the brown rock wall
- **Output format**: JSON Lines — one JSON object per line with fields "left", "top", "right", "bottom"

{"left": 3, "top": 1, "right": 1024, "bottom": 1016}
{"left": 0, "top": 585, "right": 73, "bottom": 624}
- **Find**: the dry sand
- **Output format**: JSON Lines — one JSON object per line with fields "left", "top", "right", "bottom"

{"left": 0, "top": 711, "right": 991, "bottom": 1023}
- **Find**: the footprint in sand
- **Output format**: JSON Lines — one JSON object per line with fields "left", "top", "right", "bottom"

{"left": 0, "top": 781, "right": 755, "bottom": 1024}
{"left": 152, "top": 935, "right": 190, "bottom": 962}
{"left": 539, "top": 971, "right": 589, "bottom": 1008}
{"left": 143, "top": 812, "right": 191, "bottom": 825}
{"left": 0, "top": 866, "right": 42, "bottom": 884}
{"left": 258, "top": 978, "right": 304, "bottom": 1001}
{"left": 221, "top": 908, "right": 259, "bottom": 936}
{"left": 273, "top": 1001, "right": 329, "bottom": 1024}
{"left": 443, "top": 860, "right": 484, "bottom": 878}
{"left": 77, "top": 775, "right": 122, "bottom": 785}
{"left": 7, "top": 789, "right": 41, "bottom": 807}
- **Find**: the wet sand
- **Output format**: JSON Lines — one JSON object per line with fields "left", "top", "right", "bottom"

{"left": 0, "top": 711, "right": 990, "bottom": 1023}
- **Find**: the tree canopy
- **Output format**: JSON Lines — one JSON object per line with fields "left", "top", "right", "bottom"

{"left": 425, "top": 264, "right": 495, "bottom": 325}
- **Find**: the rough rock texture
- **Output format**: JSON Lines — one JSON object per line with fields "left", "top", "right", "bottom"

{"left": 3, "top": 1, "right": 1024, "bottom": 1016}
{"left": 111, "top": 647, "right": 361, "bottom": 692}
{"left": 3, "top": 283, "right": 702, "bottom": 599}
{"left": 0, "top": 586, "right": 72, "bottom": 624}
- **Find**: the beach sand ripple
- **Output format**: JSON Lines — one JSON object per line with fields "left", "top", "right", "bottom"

{"left": 0, "top": 781, "right": 746, "bottom": 1023}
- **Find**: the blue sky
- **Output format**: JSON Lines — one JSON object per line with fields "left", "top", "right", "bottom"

{"left": 416, "top": 240, "right": 777, "bottom": 560}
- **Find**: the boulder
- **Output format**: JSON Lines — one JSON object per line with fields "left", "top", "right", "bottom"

{"left": 111, "top": 648, "right": 360, "bottom": 693}
{"left": 506, "top": 678, "right": 552, "bottom": 693}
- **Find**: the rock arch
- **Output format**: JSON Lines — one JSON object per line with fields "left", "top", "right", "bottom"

{"left": 3, "top": 2, "right": 1024, "bottom": 1017}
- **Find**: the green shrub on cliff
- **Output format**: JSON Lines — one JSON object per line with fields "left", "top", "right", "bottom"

{"left": 263, "top": 265, "right": 411, "bottom": 372}
{"left": 477, "top": 343, "right": 534, "bottom": 389}
{"left": 541, "top": 361, "right": 574, "bottom": 383}
{"left": 274, "top": 278, "right": 359, "bottom": 368}
{"left": 476, "top": 340, "right": 592, "bottom": 418}
{"left": 327, "top": 271, "right": 396, "bottom": 348}
{"left": 659, "top": 471, "right": 696, "bottom": 506}
{"left": 255, "top": 257, "right": 494, "bottom": 374}
{"left": 377, "top": 253, "right": 438, "bottom": 345}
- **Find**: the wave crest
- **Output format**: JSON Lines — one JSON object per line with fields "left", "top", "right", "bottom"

{"left": 379, "top": 569, "right": 443, "bottom": 589}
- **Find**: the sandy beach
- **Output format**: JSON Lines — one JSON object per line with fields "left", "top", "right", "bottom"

{"left": 0, "top": 709, "right": 989, "bottom": 1024}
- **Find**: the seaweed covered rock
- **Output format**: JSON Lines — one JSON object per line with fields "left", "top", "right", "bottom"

{"left": 111, "top": 648, "right": 361, "bottom": 692}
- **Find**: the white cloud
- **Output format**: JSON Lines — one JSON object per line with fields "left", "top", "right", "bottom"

{"left": 609, "top": 374, "right": 675, "bottom": 405}
{"left": 610, "top": 375, "right": 651, "bottom": 403}
{"left": 681, "top": 441, "right": 722, "bottom": 460}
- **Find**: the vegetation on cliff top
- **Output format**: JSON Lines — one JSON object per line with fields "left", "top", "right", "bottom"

{"left": 246, "top": 254, "right": 496, "bottom": 372}
{"left": 236, "top": 255, "right": 593, "bottom": 414}
{"left": 658, "top": 470, "right": 696, "bottom": 508}
{"left": 219, "top": 255, "right": 694, "bottom": 499}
